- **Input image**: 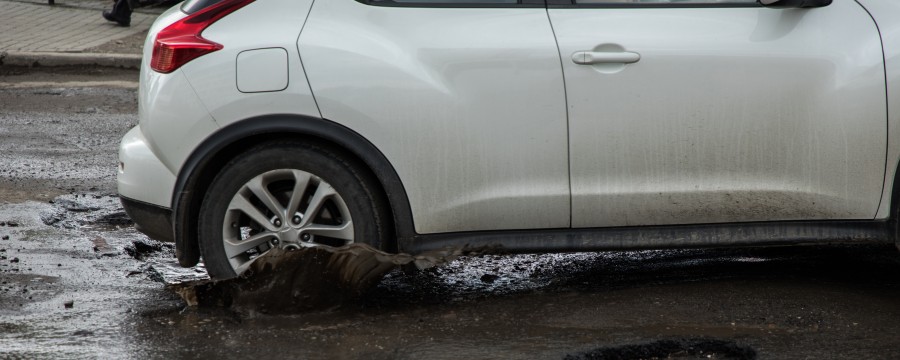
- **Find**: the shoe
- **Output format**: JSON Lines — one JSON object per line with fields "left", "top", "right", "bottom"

{"left": 101, "top": 9, "right": 130, "bottom": 26}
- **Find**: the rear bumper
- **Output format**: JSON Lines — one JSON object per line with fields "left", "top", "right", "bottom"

{"left": 121, "top": 196, "right": 174, "bottom": 243}
{"left": 118, "top": 126, "right": 177, "bottom": 207}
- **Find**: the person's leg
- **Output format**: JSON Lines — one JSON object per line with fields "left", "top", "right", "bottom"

{"left": 102, "top": 0, "right": 132, "bottom": 27}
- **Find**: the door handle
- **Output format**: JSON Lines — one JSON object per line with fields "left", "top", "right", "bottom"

{"left": 572, "top": 51, "right": 641, "bottom": 65}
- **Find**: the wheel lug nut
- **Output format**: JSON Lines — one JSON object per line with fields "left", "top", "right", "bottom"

{"left": 272, "top": 239, "right": 280, "bottom": 246}
{"left": 301, "top": 233, "right": 311, "bottom": 241}
{"left": 273, "top": 219, "right": 282, "bottom": 227}
{"left": 292, "top": 215, "right": 301, "bottom": 224}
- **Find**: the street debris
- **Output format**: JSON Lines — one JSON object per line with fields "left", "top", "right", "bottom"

{"left": 123, "top": 239, "right": 167, "bottom": 260}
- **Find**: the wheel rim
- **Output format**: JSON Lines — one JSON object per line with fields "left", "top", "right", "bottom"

{"left": 221, "top": 169, "right": 354, "bottom": 274}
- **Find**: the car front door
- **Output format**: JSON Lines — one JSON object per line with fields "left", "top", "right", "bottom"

{"left": 300, "top": 0, "right": 570, "bottom": 234}
{"left": 549, "top": 0, "right": 888, "bottom": 228}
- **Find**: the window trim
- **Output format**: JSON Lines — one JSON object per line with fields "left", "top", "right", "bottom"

{"left": 548, "top": 0, "right": 762, "bottom": 8}
{"left": 354, "top": 0, "right": 545, "bottom": 8}
{"left": 352, "top": 0, "right": 764, "bottom": 9}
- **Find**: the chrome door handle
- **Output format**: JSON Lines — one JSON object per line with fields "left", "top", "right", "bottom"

{"left": 572, "top": 51, "right": 641, "bottom": 65}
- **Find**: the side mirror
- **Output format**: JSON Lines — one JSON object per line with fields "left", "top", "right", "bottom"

{"left": 758, "top": 0, "right": 832, "bottom": 8}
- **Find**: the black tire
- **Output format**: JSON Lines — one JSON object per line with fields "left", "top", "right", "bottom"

{"left": 197, "top": 140, "right": 391, "bottom": 280}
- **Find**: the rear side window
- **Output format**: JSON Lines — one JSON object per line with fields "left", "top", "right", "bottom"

{"left": 182, "top": 0, "right": 224, "bottom": 14}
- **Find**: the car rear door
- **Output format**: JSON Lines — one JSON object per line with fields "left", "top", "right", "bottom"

{"left": 548, "top": 0, "right": 888, "bottom": 227}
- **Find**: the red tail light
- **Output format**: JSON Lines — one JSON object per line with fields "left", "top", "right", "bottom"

{"left": 150, "top": 0, "right": 255, "bottom": 74}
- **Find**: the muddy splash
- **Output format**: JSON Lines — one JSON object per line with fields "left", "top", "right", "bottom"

{"left": 166, "top": 244, "right": 469, "bottom": 314}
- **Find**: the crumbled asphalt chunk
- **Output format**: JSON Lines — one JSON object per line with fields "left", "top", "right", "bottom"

{"left": 91, "top": 237, "right": 115, "bottom": 254}
{"left": 41, "top": 194, "right": 134, "bottom": 230}
{"left": 126, "top": 270, "right": 143, "bottom": 277}
{"left": 55, "top": 199, "right": 101, "bottom": 213}
{"left": 565, "top": 338, "right": 757, "bottom": 360}
{"left": 92, "top": 211, "right": 133, "bottom": 226}
{"left": 1, "top": 236, "right": 9, "bottom": 240}
{"left": 124, "top": 239, "right": 165, "bottom": 261}
{"left": 64, "top": 300, "right": 74, "bottom": 309}
{"left": 40, "top": 211, "right": 63, "bottom": 226}
{"left": 10, "top": 258, "right": 19, "bottom": 263}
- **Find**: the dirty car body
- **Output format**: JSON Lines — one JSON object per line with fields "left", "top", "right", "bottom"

{"left": 117, "top": 0, "right": 900, "bottom": 279}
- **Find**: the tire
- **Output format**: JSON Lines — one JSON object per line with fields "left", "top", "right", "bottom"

{"left": 197, "top": 140, "right": 391, "bottom": 280}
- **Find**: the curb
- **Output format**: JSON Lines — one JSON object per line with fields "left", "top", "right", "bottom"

{"left": 0, "top": 51, "right": 142, "bottom": 69}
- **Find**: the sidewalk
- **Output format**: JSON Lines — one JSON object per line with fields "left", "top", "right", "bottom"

{"left": 0, "top": 0, "right": 168, "bottom": 69}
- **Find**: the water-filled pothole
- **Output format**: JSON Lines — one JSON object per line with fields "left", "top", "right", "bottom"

{"left": 565, "top": 338, "right": 756, "bottom": 360}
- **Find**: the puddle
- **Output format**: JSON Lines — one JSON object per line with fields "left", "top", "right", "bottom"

{"left": 566, "top": 338, "right": 757, "bottom": 360}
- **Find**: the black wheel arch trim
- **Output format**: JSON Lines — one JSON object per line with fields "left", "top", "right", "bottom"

{"left": 407, "top": 220, "right": 893, "bottom": 256}
{"left": 171, "top": 114, "right": 417, "bottom": 267}
{"left": 889, "top": 158, "right": 900, "bottom": 247}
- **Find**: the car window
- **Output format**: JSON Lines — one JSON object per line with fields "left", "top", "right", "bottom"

{"left": 359, "top": 0, "right": 541, "bottom": 6}
{"left": 574, "top": 0, "right": 755, "bottom": 3}
{"left": 181, "top": 0, "right": 223, "bottom": 14}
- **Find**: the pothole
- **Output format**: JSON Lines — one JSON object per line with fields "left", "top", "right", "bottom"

{"left": 565, "top": 338, "right": 757, "bottom": 360}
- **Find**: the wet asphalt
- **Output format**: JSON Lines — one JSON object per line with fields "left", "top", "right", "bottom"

{"left": 2, "top": 66, "right": 900, "bottom": 359}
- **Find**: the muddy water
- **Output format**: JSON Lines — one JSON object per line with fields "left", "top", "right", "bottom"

{"left": 167, "top": 244, "right": 467, "bottom": 314}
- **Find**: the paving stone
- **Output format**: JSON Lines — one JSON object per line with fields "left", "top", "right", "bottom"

{"left": 0, "top": 0, "right": 154, "bottom": 53}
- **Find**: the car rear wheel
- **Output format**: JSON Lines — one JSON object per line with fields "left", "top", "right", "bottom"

{"left": 198, "top": 140, "right": 391, "bottom": 280}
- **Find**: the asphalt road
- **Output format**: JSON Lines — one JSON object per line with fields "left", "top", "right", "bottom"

{"left": 2, "top": 66, "right": 900, "bottom": 359}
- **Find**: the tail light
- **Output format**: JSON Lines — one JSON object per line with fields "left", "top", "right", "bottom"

{"left": 150, "top": 0, "right": 255, "bottom": 74}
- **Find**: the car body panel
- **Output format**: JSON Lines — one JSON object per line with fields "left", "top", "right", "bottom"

{"left": 124, "top": 0, "right": 318, "bottom": 209}
{"left": 139, "top": 66, "right": 220, "bottom": 183}
{"left": 132, "top": 5, "right": 217, "bottom": 207}
{"left": 182, "top": 0, "right": 319, "bottom": 127}
{"left": 856, "top": 0, "right": 900, "bottom": 219}
{"left": 299, "top": 0, "right": 571, "bottom": 234}
{"left": 118, "top": 126, "right": 177, "bottom": 206}
{"left": 549, "top": 2, "right": 888, "bottom": 227}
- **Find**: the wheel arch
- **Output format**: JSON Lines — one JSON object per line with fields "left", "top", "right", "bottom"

{"left": 171, "top": 114, "right": 415, "bottom": 267}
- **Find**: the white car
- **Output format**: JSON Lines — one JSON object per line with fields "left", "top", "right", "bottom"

{"left": 118, "top": 0, "right": 900, "bottom": 280}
